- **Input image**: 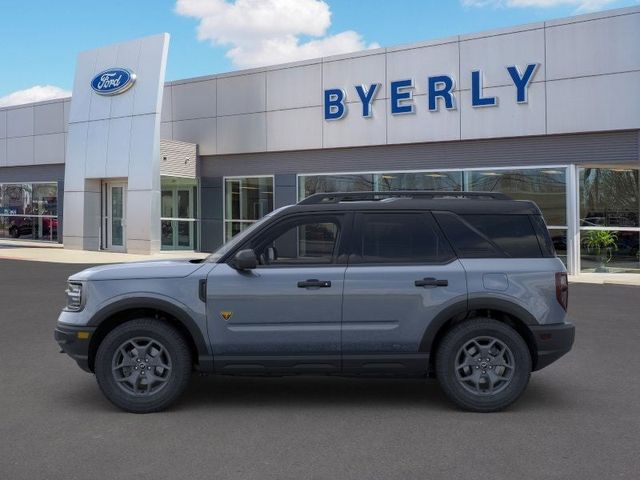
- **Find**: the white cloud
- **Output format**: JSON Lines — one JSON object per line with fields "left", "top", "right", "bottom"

{"left": 462, "top": 0, "right": 617, "bottom": 12}
{"left": 175, "top": 0, "right": 380, "bottom": 68}
{"left": 0, "top": 85, "right": 71, "bottom": 108}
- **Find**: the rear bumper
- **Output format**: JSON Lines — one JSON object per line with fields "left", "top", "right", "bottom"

{"left": 54, "top": 324, "right": 96, "bottom": 373}
{"left": 530, "top": 322, "right": 575, "bottom": 371}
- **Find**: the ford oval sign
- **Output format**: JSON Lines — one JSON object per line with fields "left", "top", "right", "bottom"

{"left": 91, "top": 68, "right": 136, "bottom": 96}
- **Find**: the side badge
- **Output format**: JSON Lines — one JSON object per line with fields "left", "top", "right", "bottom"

{"left": 220, "top": 311, "right": 233, "bottom": 321}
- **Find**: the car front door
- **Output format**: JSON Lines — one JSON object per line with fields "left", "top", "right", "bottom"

{"left": 206, "top": 212, "right": 350, "bottom": 374}
{"left": 341, "top": 211, "right": 467, "bottom": 374}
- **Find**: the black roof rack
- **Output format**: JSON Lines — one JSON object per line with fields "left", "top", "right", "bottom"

{"left": 297, "top": 190, "right": 511, "bottom": 205}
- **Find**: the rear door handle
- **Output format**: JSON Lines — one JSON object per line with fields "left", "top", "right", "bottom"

{"left": 415, "top": 277, "right": 448, "bottom": 287}
{"left": 297, "top": 279, "right": 332, "bottom": 288}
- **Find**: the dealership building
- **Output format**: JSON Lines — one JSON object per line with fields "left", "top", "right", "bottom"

{"left": 0, "top": 6, "right": 638, "bottom": 274}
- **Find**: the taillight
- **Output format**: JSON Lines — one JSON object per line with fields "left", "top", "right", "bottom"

{"left": 555, "top": 272, "right": 569, "bottom": 311}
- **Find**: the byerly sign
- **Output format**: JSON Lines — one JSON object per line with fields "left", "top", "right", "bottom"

{"left": 324, "top": 63, "right": 539, "bottom": 120}
{"left": 91, "top": 68, "right": 137, "bottom": 96}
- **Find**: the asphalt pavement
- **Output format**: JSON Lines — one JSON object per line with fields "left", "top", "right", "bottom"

{"left": 1, "top": 259, "right": 639, "bottom": 480}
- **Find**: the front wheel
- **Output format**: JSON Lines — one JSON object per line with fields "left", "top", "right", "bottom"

{"left": 436, "top": 318, "right": 531, "bottom": 412}
{"left": 95, "top": 319, "right": 192, "bottom": 413}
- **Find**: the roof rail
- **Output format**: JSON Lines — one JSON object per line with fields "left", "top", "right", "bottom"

{"left": 298, "top": 190, "right": 511, "bottom": 205}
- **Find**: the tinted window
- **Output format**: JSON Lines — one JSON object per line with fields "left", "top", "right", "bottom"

{"left": 435, "top": 212, "right": 543, "bottom": 258}
{"left": 251, "top": 216, "right": 341, "bottom": 266}
{"left": 434, "top": 212, "right": 501, "bottom": 258}
{"left": 354, "top": 213, "right": 454, "bottom": 264}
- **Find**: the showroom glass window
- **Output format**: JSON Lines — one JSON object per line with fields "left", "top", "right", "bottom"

{"left": 161, "top": 177, "right": 198, "bottom": 251}
{"left": 579, "top": 167, "right": 639, "bottom": 273}
{"left": 0, "top": 182, "right": 58, "bottom": 241}
{"left": 224, "top": 176, "right": 274, "bottom": 241}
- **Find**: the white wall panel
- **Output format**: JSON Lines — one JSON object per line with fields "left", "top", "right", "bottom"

{"left": 68, "top": 50, "right": 96, "bottom": 124}
{"left": 387, "top": 95, "right": 460, "bottom": 144}
{"left": 387, "top": 42, "right": 459, "bottom": 96}
{"left": 461, "top": 83, "right": 546, "bottom": 139}
{"left": 84, "top": 120, "right": 109, "bottom": 178}
{"left": 89, "top": 45, "right": 118, "bottom": 121}
{"left": 63, "top": 100, "right": 70, "bottom": 133}
{"left": 7, "top": 107, "right": 34, "bottom": 137}
{"left": 34, "top": 102, "right": 65, "bottom": 135}
{"left": 106, "top": 116, "right": 132, "bottom": 177}
{"left": 0, "top": 110, "right": 6, "bottom": 138}
{"left": 267, "top": 107, "right": 322, "bottom": 151}
{"left": 64, "top": 122, "right": 89, "bottom": 191}
{"left": 218, "top": 72, "right": 266, "bottom": 115}
{"left": 128, "top": 114, "right": 160, "bottom": 190}
{"left": 160, "top": 122, "right": 172, "bottom": 140}
{"left": 34, "top": 133, "right": 65, "bottom": 165}
{"left": 6, "top": 137, "right": 34, "bottom": 166}
{"left": 110, "top": 39, "right": 140, "bottom": 118}
{"left": 547, "top": 71, "right": 640, "bottom": 134}
{"left": 218, "top": 113, "right": 266, "bottom": 154}
{"left": 323, "top": 99, "right": 387, "bottom": 148}
{"left": 546, "top": 13, "right": 640, "bottom": 80}
{"left": 459, "top": 28, "right": 545, "bottom": 89}
{"left": 267, "top": 64, "right": 322, "bottom": 110}
{"left": 172, "top": 79, "right": 216, "bottom": 120}
{"left": 324, "top": 53, "right": 387, "bottom": 101}
{"left": 172, "top": 117, "right": 217, "bottom": 155}
{"left": 133, "top": 33, "right": 169, "bottom": 116}
{"left": 161, "top": 85, "right": 172, "bottom": 122}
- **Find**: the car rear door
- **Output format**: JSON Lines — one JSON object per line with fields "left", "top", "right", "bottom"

{"left": 341, "top": 211, "right": 467, "bottom": 374}
{"left": 206, "top": 212, "right": 351, "bottom": 374}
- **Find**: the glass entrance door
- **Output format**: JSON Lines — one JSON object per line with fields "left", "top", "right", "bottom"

{"left": 106, "top": 182, "right": 126, "bottom": 251}
{"left": 161, "top": 185, "right": 195, "bottom": 250}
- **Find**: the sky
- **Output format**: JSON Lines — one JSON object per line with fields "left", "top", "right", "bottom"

{"left": 0, "top": 0, "right": 637, "bottom": 106}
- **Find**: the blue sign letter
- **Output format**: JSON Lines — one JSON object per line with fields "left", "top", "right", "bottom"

{"left": 471, "top": 70, "right": 497, "bottom": 108}
{"left": 324, "top": 89, "right": 346, "bottom": 120}
{"left": 428, "top": 75, "right": 456, "bottom": 111}
{"left": 390, "top": 79, "right": 415, "bottom": 115}
{"left": 355, "top": 83, "right": 381, "bottom": 118}
{"left": 507, "top": 63, "right": 539, "bottom": 103}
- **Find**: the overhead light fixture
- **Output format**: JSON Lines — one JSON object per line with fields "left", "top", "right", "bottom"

{"left": 482, "top": 172, "right": 502, "bottom": 176}
{"left": 380, "top": 175, "right": 396, "bottom": 179}
{"left": 541, "top": 170, "right": 562, "bottom": 174}
{"left": 425, "top": 173, "right": 445, "bottom": 177}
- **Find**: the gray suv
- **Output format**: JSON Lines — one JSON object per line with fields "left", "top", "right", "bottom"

{"left": 55, "top": 191, "right": 575, "bottom": 413}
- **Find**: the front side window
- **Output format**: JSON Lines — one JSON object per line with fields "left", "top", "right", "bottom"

{"left": 353, "top": 213, "right": 454, "bottom": 264}
{"left": 249, "top": 216, "right": 342, "bottom": 266}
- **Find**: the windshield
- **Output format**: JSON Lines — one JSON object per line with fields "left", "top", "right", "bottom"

{"left": 206, "top": 206, "right": 292, "bottom": 263}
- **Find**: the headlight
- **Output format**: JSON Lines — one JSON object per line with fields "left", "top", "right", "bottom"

{"left": 65, "top": 282, "right": 84, "bottom": 311}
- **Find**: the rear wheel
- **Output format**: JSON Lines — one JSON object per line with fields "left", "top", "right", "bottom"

{"left": 95, "top": 319, "right": 192, "bottom": 413}
{"left": 436, "top": 318, "right": 531, "bottom": 412}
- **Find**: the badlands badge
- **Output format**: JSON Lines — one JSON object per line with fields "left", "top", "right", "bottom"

{"left": 220, "top": 311, "right": 233, "bottom": 321}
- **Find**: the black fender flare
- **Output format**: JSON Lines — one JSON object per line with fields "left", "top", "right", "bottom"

{"left": 88, "top": 296, "right": 213, "bottom": 372}
{"left": 419, "top": 297, "right": 538, "bottom": 353}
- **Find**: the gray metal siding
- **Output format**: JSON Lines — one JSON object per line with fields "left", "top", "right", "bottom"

{"left": 200, "top": 130, "right": 640, "bottom": 177}
{"left": 0, "top": 164, "right": 65, "bottom": 183}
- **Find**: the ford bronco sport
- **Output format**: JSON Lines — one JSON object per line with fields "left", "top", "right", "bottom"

{"left": 55, "top": 191, "right": 574, "bottom": 413}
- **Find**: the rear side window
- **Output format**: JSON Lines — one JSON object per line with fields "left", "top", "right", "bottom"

{"left": 434, "top": 212, "right": 543, "bottom": 258}
{"left": 353, "top": 212, "right": 454, "bottom": 264}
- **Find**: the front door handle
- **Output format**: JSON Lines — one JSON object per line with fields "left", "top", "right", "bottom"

{"left": 297, "top": 279, "right": 332, "bottom": 288}
{"left": 415, "top": 277, "right": 448, "bottom": 287}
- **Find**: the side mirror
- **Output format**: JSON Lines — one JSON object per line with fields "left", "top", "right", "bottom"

{"left": 232, "top": 249, "right": 257, "bottom": 270}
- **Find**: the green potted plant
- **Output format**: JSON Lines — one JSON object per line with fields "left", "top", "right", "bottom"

{"left": 584, "top": 230, "right": 618, "bottom": 272}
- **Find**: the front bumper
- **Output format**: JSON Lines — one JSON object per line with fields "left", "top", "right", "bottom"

{"left": 530, "top": 322, "right": 575, "bottom": 371}
{"left": 54, "top": 324, "right": 97, "bottom": 373}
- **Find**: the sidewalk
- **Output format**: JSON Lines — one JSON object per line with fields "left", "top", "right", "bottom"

{"left": 0, "top": 240, "right": 208, "bottom": 264}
